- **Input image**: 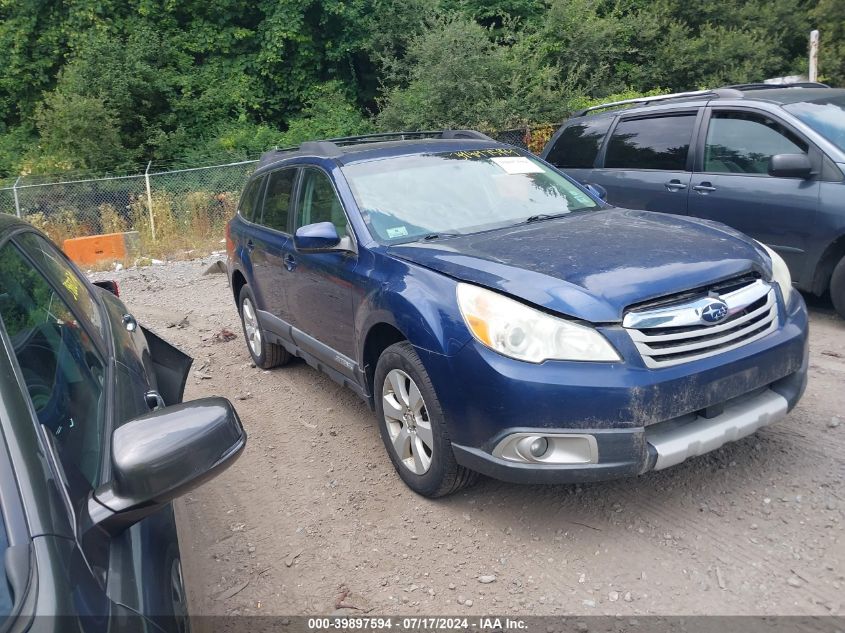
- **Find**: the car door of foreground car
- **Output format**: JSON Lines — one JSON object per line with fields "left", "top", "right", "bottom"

{"left": 590, "top": 110, "right": 701, "bottom": 215}
{"left": 688, "top": 106, "right": 821, "bottom": 282}
{"left": 0, "top": 236, "right": 186, "bottom": 632}
{"left": 287, "top": 166, "right": 358, "bottom": 378}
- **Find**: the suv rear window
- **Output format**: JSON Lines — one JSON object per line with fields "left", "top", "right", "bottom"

{"left": 605, "top": 114, "right": 696, "bottom": 170}
{"left": 545, "top": 118, "right": 612, "bottom": 169}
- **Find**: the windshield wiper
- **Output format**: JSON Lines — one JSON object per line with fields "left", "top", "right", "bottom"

{"left": 524, "top": 212, "right": 570, "bottom": 224}
{"left": 420, "top": 232, "right": 460, "bottom": 242}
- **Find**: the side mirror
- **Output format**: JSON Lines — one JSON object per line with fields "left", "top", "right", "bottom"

{"left": 92, "top": 280, "right": 119, "bottom": 296}
{"left": 87, "top": 397, "right": 245, "bottom": 534}
{"left": 584, "top": 182, "right": 608, "bottom": 201}
{"left": 768, "top": 154, "right": 813, "bottom": 179}
{"left": 294, "top": 221, "right": 355, "bottom": 253}
{"left": 294, "top": 221, "right": 340, "bottom": 252}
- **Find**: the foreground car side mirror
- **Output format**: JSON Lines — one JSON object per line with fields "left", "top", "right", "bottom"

{"left": 294, "top": 221, "right": 355, "bottom": 253}
{"left": 768, "top": 154, "right": 813, "bottom": 179}
{"left": 86, "top": 397, "right": 245, "bottom": 535}
{"left": 583, "top": 182, "right": 608, "bottom": 201}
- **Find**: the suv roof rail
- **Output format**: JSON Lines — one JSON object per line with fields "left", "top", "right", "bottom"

{"left": 722, "top": 81, "right": 831, "bottom": 91}
{"left": 258, "top": 129, "right": 495, "bottom": 166}
{"left": 574, "top": 82, "right": 834, "bottom": 117}
{"left": 573, "top": 89, "right": 735, "bottom": 117}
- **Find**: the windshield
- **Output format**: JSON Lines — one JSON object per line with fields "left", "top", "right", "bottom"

{"left": 784, "top": 95, "right": 845, "bottom": 153}
{"left": 341, "top": 148, "right": 600, "bottom": 243}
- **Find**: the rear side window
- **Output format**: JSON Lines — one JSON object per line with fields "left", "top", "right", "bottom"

{"left": 238, "top": 175, "right": 266, "bottom": 222}
{"left": 545, "top": 118, "right": 612, "bottom": 168}
{"left": 704, "top": 111, "right": 808, "bottom": 175}
{"left": 605, "top": 114, "right": 697, "bottom": 170}
{"left": 261, "top": 168, "right": 297, "bottom": 233}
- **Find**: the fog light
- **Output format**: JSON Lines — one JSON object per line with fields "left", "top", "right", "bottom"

{"left": 492, "top": 432, "right": 598, "bottom": 464}
{"left": 529, "top": 436, "right": 549, "bottom": 458}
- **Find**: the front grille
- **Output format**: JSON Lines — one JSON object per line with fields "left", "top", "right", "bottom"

{"left": 624, "top": 279, "right": 779, "bottom": 368}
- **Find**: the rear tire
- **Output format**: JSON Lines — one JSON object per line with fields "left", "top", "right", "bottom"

{"left": 374, "top": 341, "right": 478, "bottom": 497}
{"left": 831, "top": 256, "right": 845, "bottom": 319}
{"left": 238, "top": 285, "right": 290, "bottom": 369}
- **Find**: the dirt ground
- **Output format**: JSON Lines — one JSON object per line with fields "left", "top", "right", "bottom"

{"left": 91, "top": 257, "right": 844, "bottom": 617}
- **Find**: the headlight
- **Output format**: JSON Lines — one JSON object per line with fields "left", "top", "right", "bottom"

{"left": 756, "top": 241, "right": 793, "bottom": 300}
{"left": 456, "top": 283, "right": 620, "bottom": 363}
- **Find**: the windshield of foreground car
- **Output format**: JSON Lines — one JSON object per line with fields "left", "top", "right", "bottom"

{"left": 784, "top": 95, "right": 845, "bottom": 153}
{"left": 341, "top": 148, "right": 601, "bottom": 244}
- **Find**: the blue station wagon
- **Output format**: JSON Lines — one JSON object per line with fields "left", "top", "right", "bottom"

{"left": 227, "top": 131, "right": 809, "bottom": 497}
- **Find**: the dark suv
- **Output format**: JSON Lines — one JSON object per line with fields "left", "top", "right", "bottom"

{"left": 541, "top": 83, "right": 845, "bottom": 317}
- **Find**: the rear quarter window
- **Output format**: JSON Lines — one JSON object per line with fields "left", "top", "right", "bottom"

{"left": 238, "top": 175, "right": 266, "bottom": 222}
{"left": 545, "top": 118, "right": 612, "bottom": 168}
{"left": 605, "top": 114, "right": 697, "bottom": 170}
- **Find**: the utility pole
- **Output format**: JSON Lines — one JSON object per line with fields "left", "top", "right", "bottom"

{"left": 145, "top": 160, "right": 156, "bottom": 241}
{"left": 809, "top": 30, "right": 820, "bottom": 82}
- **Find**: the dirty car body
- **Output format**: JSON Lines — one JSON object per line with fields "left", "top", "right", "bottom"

{"left": 0, "top": 214, "right": 245, "bottom": 631}
{"left": 227, "top": 134, "right": 808, "bottom": 495}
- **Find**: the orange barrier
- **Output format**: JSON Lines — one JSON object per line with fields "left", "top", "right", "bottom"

{"left": 63, "top": 231, "right": 139, "bottom": 266}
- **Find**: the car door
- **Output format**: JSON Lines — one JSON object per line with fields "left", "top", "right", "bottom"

{"left": 688, "top": 107, "right": 821, "bottom": 281}
{"left": 0, "top": 235, "right": 187, "bottom": 632}
{"left": 287, "top": 166, "right": 358, "bottom": 378}
{"left": 248, "top": 167, "right": 299, "bottom": 332}
{"left": 590, "top": 110, "right": 701, "bottom": 215}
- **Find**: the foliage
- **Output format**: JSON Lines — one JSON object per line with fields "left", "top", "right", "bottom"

{"left": 0, "top": 0, "right": 837, "bottom": 178}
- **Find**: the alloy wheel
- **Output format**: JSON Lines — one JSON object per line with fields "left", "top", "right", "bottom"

{"left": 241, "top": 297, "right": 262, "bottom": 356}
{"left": 382, "top": 369, "right": 433, "bottom": 475}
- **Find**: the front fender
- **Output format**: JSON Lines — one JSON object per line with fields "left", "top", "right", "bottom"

{"left": 355, "top": 258, "right": 471, "bottom": 365}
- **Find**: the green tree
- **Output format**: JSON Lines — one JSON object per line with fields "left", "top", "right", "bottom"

{"left": 31, "top": 91, "right": 131, "bottom": 172}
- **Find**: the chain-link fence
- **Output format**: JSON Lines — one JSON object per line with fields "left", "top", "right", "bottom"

{"left": 0, "top": 160, "right": 257, "bottom": 259}
{"left": 0, "top": 126, "right": 560, "bottom": 260}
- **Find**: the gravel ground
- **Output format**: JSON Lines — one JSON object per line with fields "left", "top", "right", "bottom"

{"left": 91, "top": 257, "right": 844, "bottom": 618}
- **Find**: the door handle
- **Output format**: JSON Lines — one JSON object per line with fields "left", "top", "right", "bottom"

{"left": 693, "top": 182, "right": 717, "bottom": 193}
{"left": 283, "top": 254, "right": 297, "bottom": 272}
{"left": 246, "top": 239, "right": 255, "bottom": 251}
{"left": 122, "top": 313, "right": 137, "bottom": 332}
{"left": 664, "top": 179, "right": 688, "bottom": 191}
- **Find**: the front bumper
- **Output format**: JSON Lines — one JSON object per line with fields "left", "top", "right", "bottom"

{"left": 421, "top": 291, "right": 809, "bottom": 484}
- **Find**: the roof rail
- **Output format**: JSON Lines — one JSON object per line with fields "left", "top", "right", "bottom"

{"left": 259, "top": 129, "right": 495, "bottom": 166}
{"left": 573, "top": 90, "right": 726, "bottom": 117}
{"left": 722, "top": 81, "right": 831, "bottom": 91}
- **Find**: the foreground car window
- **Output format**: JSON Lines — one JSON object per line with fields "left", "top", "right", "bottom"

{"left": 0, "top": 242, "right": 106, "bottom": 488}
{"left": 15, "top": 232, "right": 104, "bottom": 339}
{"left": 342, "top": 149, "right": 599, "bottom": 243}
{"left": 784, "top": 95, "right": 845, "bottom": 153}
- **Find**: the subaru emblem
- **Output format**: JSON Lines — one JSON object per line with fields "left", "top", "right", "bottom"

{"left": 701, "top": 300, "right": 729, "bottom": 324}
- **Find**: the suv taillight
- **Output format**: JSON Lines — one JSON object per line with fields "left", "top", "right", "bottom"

{"left": 225, "top": 220, "right": 234, "bottom": 259}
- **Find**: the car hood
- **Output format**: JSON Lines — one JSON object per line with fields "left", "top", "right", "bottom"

{"left": 387, "top": 208, "right": 769, "bottom": 323}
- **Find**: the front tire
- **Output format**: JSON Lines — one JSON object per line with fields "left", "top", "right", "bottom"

{"left": 238, "top": 285, "right": 290, "bottom": 369}
{"left": 374, "top": 341, "right": 477, "bottom": 497}
{"left": 831, "top": 256, "right": 845, "bottom": 319}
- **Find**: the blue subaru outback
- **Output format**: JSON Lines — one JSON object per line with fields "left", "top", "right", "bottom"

{"left": 226, "top": 131, "right": 809, "bottom": 497}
